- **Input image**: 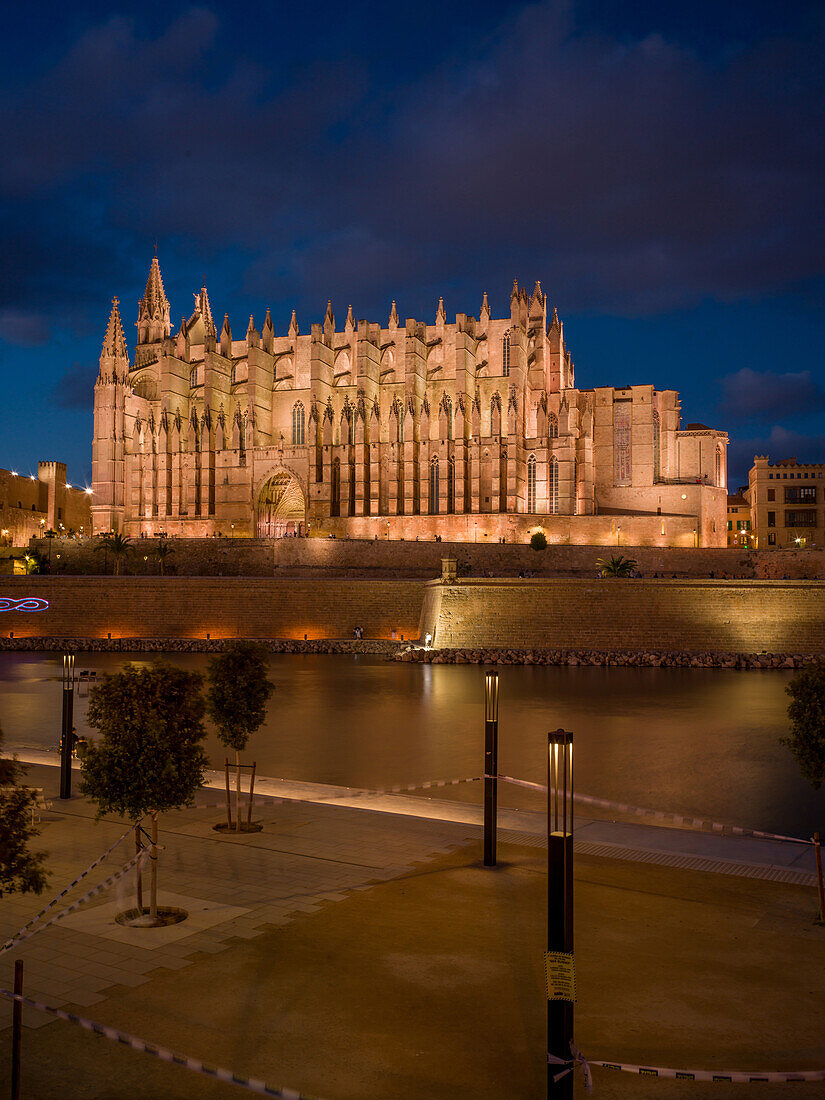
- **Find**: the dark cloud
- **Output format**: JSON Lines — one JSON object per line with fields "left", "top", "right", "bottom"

{"left": 52, "top": 363, "right": 95, "bottom": 410}
{"left": 0, "top": 309, "right": 50, "bottom": 347}
{"left": 719, "top": 368, "right": 825, "bottom": 422}
{"left": 0, "top": 3, "right": 823, "bottom": 326}
{"left": 728, "top": 426, "right": 825, "bottom": 483}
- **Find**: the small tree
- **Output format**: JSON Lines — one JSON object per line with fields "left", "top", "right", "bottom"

{"left": 784, "top": 662, "right": 825, "bottom": 789}
{"left": 0, "top": 725, "right": 49, "bottom": 898}
{"left": 81, "top": 663, "right": 208, "bottom": 923}
{"left": 596, "top": 554, "right": 638, "bottom": 578}
{"left": 95, "top": 532, "right": 132, "bottom": 575}
{"left": 530, "top": 531, "right": 548, "bottom": 551}
{"left": 207, "top": 643, "right": 274, "bottom": 831}
{"left": 155, "top": 539, "right": 174, "bottom": 576}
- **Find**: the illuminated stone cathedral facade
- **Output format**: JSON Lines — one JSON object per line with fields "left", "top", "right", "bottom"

{"left": 91, "top": 257, "right": 728, "bottom": 545}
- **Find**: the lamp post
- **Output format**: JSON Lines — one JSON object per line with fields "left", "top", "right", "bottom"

{"left": 59, "top": 654, "right": 75, "bottom": 799}
{"left": 547, "top": 729, "right": 574, "bottom": 1098}
{"left": 484, "top": 671, "right": 499, "bottom": 866}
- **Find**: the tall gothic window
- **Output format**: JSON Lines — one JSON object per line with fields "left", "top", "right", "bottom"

{"left": 429, "top": 456, "right": 440, "bottom": 515}
{"left": 548, "top": 456, "right": 559, "bottom": 514}
{"left": 548, "top": 413, "right": 558, "bottom": 439}
{"left": 189, "top": 365, "right": 200, "bottom": 387}
{"left": 393, "top": 401, "right": 404, "bottom": 445}
{"left": 331, "top": 458, "right": 340, "bottom": 516}
{"left": 613, "top": 402, "right": 631, "bottom": 486}
{"left": 447, "top": 456, "right": 455, "bottom": 514}
{"left": 527, "top": 454, "right": 537, "bottom": 512}
{"left": 230, "top": 364, "right": 237, "bottom": 385}
{"left": 502, "top": 330, "right": 511, "bottom": 376}
{"left": 716, "top": 444, "right": 724, "bottom": 488}
{"left": 348, "top": 458, "right": 356, "bottom": 515}
{"left": 292, "top": 402, "right": 305, "bottom": 446}
{"left": 653, "top": 409, "right": 661, "bottom": 482}
{"left": 342, "top": 409, "right": 352, "bottom": 445}
{"left": 572, "top": 456, "right": 578, "bottom": 516}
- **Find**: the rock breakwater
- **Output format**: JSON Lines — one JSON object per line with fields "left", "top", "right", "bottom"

{"left": 394, "top": 647, "right": 822, "bottom": 669}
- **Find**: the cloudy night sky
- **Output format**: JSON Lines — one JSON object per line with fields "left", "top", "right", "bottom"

{"left": 1, "top": 0, "right": 823, "bottom": 490}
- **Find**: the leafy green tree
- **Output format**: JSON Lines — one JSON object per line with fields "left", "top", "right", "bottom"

{"left": 530, "top": 530, "right": 548, "bottom": 551}
{"left": 155, "top": 539, "right": 174, "bottom": 576}
{"left": 95, "top": 532, "right": 132, "bottom": 575}
{"left": 0, "top": 725, "right": 49, "bottom": 898}
{"left": 783, "top": 662, "right": 825, "bottom": 789}
{"left": 22, "top": 549, "right": 44, "bottom": 574}
{"left": 596, "top": 554, "right": 638, "bottom": 578}
{"left": 207, "top": 643, "right": 274, "bottom": 831}
{"left": 81, "top": 663, "right": 208, "bottom": 922}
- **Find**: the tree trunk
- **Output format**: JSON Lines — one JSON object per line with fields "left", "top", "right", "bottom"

{"left": 149, "top": 810, "right": 159, "bottom": 921}
{"left": 235, "top": 749, "right": 242, "bottom": 833}
{"left": 135, "top": 822, "right": 143, "bottom": 913}
{"left": 224, "top": 758, "right": 233, "bottom": 828}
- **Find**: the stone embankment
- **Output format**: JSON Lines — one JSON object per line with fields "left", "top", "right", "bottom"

{"left": 395, "top": 646, "right": 819, "bottom": 669}
{"left": 0, "top": 637, "right": 400, "bottom": 656}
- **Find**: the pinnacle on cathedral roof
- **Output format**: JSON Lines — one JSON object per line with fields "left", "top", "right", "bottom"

{"left": 480, "top": 291, "right": 490, "bottom": 317}
{"left": 346, "top": 304, "right": 356, "bottom": 329}
{"left": 532, "top": 280, "right": 543, "bottom": 302}
{"left": 262, "top": 308, "right": 273, "bottom": 334}
{"left": 101, "top": 297, "right": 128, "bottom": 359}
{"left": 139, "top": 255, "right": 169, "bottom": 320}
{"left": 324, "top": 300, "right": 335, "bottom": 328}
{"left": 194, "top": 283, "right": 215, "bottom": 335}
{"left": 388, "top": 301, "right": 398, "bottom": 327}
{"left": 288, "top": 309, "right": 299, "bottom": 337}
{"left": 549, "top": 306, "right": 561, "bottom": 331}
{"left": 436, "top": 296, "right": 446, "bottom": 323}
{"left": 511, "top": 278, "right": 519, "bottom": 300}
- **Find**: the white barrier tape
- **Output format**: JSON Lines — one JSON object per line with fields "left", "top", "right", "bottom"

{"left": 2, "top": 823, "right": 136, "bottom": 951}
{"left": 585, "top": 1055, "right": 825, "bottom": 1083}
{"left": 1, "top": 850, "right": 147, "bottom": 954}
{"left": 318, "top": 776, "right": 482, "bottom": 802}
{"left": 496, "top": 776, "right": 809, "bottom": 846}
{"left": 0, "top": 987, "right": 320, "bottom": 1099}
{"left": 548, "top": 1044, "right": 593, "bottom": 1093}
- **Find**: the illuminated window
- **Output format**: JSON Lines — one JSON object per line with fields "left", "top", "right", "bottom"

{"left": 292, "top": 402, "right": 305, "bottom": 446}
{"left": 548, "top": 456, "right": 559, "bottom": 514}
{"left": 613, "top": 403, "right": 631, "bottom": 486}
{"left": 653, "top": 409, "right": 661, "bottom": 482}
{"left": 527, "top": 454, "right": 537, "bottom": 512}
{"left": 430, "top": 456, "right": 440, "bottom": 515}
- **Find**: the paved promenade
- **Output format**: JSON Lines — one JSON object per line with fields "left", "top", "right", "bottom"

{"left": 1, "top": 761, "right": 824, "bottom": 1097}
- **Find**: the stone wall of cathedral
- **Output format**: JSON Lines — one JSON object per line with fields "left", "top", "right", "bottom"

{"left": 91, "top": 262, "right": 729, "bottom": 546}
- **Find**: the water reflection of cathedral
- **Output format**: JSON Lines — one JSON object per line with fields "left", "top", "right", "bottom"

{"left": 92, "top": 257, "right": 728, "bottom": 546}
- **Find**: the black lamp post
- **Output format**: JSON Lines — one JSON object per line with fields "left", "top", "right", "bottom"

{"left": 59, "top": 654, "right": 75, "bottom": 799}
{"left": 547, "top": 729, "right": 574, "bottom": 1098}
{"left": 483, "top": 671, "right": 499, "bottom": 866}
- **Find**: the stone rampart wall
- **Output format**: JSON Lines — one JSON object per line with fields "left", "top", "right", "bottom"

{"left": 421, "top": 579, "right": 825, "bottom": 654}
{"left": 4, "top": 575, "right": 825, "bottom": 656}
{"left": 0, "top": 578, "right": 422, "bottom": 642}
{"left": 26, "top": 536, "right": 825, "bottom": 580}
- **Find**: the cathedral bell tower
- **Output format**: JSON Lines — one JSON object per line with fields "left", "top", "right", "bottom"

{"left": 91, "top": 298, "right": 130, "bottom": 533}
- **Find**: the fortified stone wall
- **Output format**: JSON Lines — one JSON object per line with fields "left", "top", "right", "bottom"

{"left": 422, "top": 579, "right": 825, "bottom": 653}
{"left": 27, "top": 536, "right": 825, "bottom": 580}
{"left": 0, "top": 578, "right": 422, "bottom": 642}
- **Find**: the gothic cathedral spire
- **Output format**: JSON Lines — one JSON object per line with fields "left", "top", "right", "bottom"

{"left": 101, "top": 297, "right": 128, "bottom": 361}
{"left": 137, "top": 255, "right": 171, "bottom": 345}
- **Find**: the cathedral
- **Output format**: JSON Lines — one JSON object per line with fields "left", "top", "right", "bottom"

{"left": 91, "top": 257, "right": 728, "bottom": 546}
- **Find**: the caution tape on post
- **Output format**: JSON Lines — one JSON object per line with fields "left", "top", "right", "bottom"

{"left": 495, "top": 776, "right": 810, "bottom": 846}
{"left": 579, "top": 1054, "right": 825, "bottom": 1084}
{"left": 1, "top": 822, "right": 137, "bottom": 951}
{"left": 1, "top": 850, "right": 147, "bottom": 954}
{"left": 317, "top": 775, "right": 482, "bottom": 801}
{"left": 0, "top": 987, "right": 322, "bottom": 1099}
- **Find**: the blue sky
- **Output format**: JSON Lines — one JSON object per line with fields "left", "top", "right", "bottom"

{"left": 1, "top": 0, "right": 823, "bottom": 489}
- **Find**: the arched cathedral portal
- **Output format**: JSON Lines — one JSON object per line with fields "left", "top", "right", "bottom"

{"left": 257, "top": 470, "right": 305, "bottom": 538}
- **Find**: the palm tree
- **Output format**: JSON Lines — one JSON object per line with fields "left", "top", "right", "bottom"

{"left": 95, "top": 532, "right": 132, "bottom": 576}
{"left": 155, "top": 539, "right": 174, "bottom": 576}
{"left": 595, "top": 554, "right": 637, "bottom": 578}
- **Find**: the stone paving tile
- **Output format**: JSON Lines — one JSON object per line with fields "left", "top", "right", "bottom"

{"left": 1, "top": 795, "right": 475, "bottom": 1034}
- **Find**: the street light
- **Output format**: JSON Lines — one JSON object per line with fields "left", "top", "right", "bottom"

{"left": 547, "top": 729, "right": 574, "bottom": 1098}
{"left": 484, "top": 671, "right": 499, "bottom": 866}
